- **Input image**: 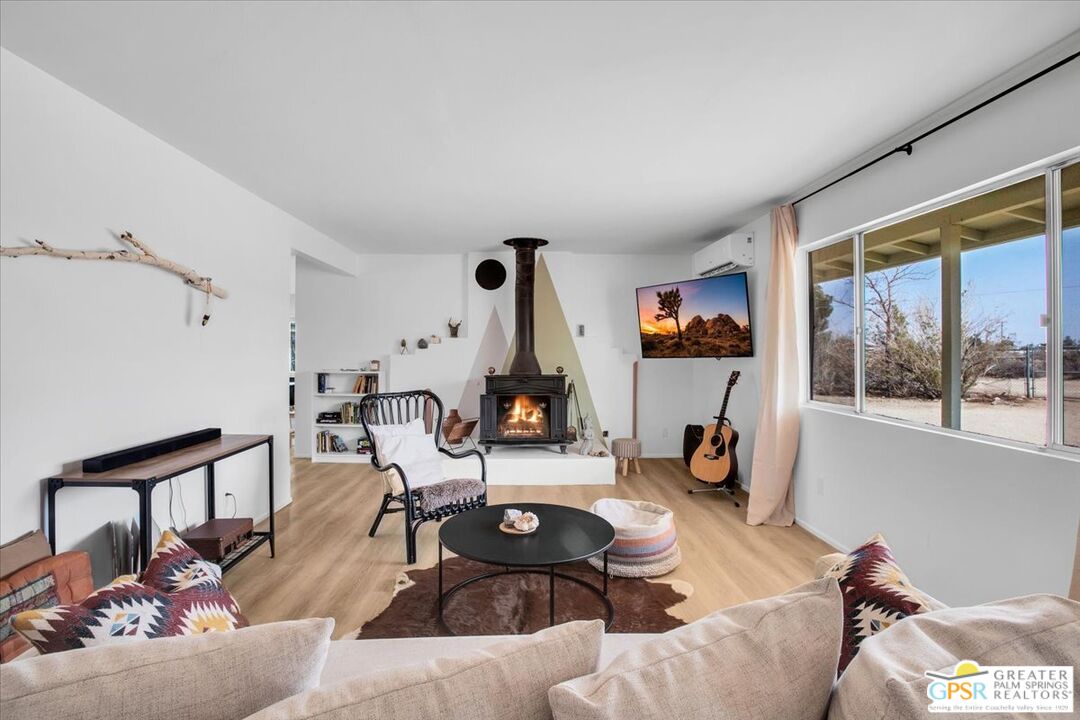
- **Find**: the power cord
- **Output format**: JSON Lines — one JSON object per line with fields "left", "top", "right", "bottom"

{"left": 167, "top": 479, "right": 177, "bottom": 531}
{"left": 176, "top": 477, "right": 189, "bottom": 529}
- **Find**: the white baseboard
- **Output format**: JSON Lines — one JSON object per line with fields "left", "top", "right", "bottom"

{"left": 253, "top": 500, "right": 293, "bottom": 528}
{"left": 792, "top": 517, "right": 849, "bottom": 554}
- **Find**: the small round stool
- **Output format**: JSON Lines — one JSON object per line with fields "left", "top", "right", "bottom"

{"left": 611, "top": 437, "right": 641, "bottom": 477}
{"left": 587, "top": 498, "right": 681, "bottom": 577}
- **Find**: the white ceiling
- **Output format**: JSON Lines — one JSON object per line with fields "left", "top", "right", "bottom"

{"left": 2, "top": 2, "right": 1079, "bottom": 254}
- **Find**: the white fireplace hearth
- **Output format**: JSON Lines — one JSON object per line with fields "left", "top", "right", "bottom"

{"left": 442, "top": 444, "right": 615, "bottom": 486}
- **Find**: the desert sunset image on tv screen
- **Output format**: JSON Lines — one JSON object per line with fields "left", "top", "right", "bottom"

{"left": 636, "top": 273, "right": 753, "bottom": 359}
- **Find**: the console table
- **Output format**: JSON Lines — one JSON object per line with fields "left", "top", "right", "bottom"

{"left": 46, "top": 434, "right": 275, "bottom": 572}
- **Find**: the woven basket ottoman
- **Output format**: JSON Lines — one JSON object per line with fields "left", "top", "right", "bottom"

{"left": 587, "top": 498, "right": 681, "bottom": 578}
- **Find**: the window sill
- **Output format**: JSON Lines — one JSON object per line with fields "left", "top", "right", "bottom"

{"left": 800, "top": 400, "right": 1080, "bottom": 463}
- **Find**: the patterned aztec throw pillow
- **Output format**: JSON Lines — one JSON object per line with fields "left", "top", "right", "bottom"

{"left": 12, "top": 530, "right": 247, "bottom": 654}
{"left": 823, "top": 533, "right": 939, "bottom": 675}
{"left": 0, "top": 572, "right": 60, "bottom": 642}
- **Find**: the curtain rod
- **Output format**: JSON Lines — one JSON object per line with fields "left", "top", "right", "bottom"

{"left": 791, "top": 49, "right": 1080, "bottom": 207}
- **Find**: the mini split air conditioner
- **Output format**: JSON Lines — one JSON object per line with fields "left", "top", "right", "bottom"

{"left": 692, "top": 232, "right": 754, "bottom": 277}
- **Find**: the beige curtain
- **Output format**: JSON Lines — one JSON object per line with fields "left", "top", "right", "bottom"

{"left": 747, "top": 204, "right": 799, "bottom": 526}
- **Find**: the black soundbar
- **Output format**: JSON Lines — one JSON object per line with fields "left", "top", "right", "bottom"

{"left": 82, "top": 428, "right": 223, "bottom": 473}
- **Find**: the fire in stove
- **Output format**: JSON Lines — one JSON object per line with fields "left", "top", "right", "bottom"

{"left": 497, "top": 395, "right": 550, "bottom": 438}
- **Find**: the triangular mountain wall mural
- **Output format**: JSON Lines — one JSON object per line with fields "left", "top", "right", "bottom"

{"left": 503, "top": 255, "right": 605, "bottom": 445}
{"left": 457, "top": 306, "right": 510, "bottom": 419}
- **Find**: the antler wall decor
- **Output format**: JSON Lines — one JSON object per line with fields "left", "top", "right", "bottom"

{"left": 0, "top": 231, "right": 227, "bottom": 324}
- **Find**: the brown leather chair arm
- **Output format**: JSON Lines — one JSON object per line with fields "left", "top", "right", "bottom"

{"left": 1, "top": 550, "right": 94, "bottom": 605}
{"left": 1, "top": 550, "right": 94, "bottom": 663}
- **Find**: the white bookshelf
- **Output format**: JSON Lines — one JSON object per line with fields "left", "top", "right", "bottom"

{"left": 311, "top": 369, "right": 383, "bottom": 464}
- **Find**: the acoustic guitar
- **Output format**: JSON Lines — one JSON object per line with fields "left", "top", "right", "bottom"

{"left": 688, "top": 371, "right": 741, "bottom": 499}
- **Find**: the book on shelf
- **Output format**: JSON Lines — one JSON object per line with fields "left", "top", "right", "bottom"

{"left": 340, "top": 401, "right": 361, "bottom": 424}
{"left": 315, "top": 430, "right": 350, "bottom": 454}
{"left": 351, "top": 374, "right": 379, "bottom": 394}
{"left": 315, "top": 372, "right": 377, "bottom": 396}
{"left": 356, "top": 438, "right": 373, "bottom": 455}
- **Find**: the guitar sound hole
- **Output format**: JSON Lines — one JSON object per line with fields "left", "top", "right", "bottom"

{"left": 710, "top": 434, "right": 722, "bottom": 445}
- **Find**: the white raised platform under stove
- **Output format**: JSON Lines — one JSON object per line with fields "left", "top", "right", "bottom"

{"left": 442, "top": 444, "right": 615, "bottom": 486}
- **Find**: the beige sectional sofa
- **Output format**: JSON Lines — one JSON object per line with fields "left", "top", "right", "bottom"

{"left": 3, "top": 570, "right": 1077, "bottom": 720}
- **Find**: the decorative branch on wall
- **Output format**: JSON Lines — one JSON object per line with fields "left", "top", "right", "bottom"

{"left": 0, "top": 231, "right": 227, "bottom": 324}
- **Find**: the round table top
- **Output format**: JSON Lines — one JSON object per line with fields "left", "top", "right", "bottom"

{"left": 439, "top": 503, "right": 615, "bottom": 567}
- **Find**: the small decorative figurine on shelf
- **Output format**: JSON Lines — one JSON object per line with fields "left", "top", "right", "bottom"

{"left": 430, "top": 334, "right": 441, "bottom": 345}
{"left": 417, "top": 337, "right": 429, "bottom": 349}
{"left": 448, "top": 318, "right": 462, "bottom": 338}
{"left": 399, "top": 339, "right": 408, "bottom": 355}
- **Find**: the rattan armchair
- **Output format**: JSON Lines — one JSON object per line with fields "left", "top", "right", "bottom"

{"left": 360, "top": 390, "right": 487, "bottom": 564}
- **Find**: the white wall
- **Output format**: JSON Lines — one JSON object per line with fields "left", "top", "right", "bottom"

{"left": 294, "top": 254, "right": 468, "bottom": 457}
{"left": 791, "top": 57, "right": 1080, "bottom": 605}
{"left": 687, "top": 211, "right": 772, "bottom": 484}
{"left": 0, "top": 49, "right": 354, "bottom": 585}
{"left": 543, "top": 252, "right": 694, "bottom": 453}
{"left": 295, "top": 250, "right": 694, "bottom": 457}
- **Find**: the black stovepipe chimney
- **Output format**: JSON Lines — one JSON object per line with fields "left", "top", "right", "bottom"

{"left": 504, "top": 237, "right": 548, "bottom": 375}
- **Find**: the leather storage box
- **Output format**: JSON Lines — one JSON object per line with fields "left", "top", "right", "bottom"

{"left": 181, "top": 518, "right": 254, "bottom": 562}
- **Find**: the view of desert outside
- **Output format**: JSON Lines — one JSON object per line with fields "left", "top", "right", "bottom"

{"left": 811, "top": 167, "right": 1079, "bottom": 448}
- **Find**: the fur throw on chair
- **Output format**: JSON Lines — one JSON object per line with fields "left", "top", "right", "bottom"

{"left": 416, "top": 478, "right": 486, "bottom": 513}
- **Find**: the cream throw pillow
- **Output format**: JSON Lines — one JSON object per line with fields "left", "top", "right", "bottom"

{"left": 367, "top": 417, "right": 426, "bottom": 455}
{"left": 378, "top": 433, "right": 444, "bottom": 489}
{"left": 368, "top": 417, "right": 428, "bottom": 494}
{"left": 0, "top": 617, "right": 334, "bottom": 720}
{"left": 247, "top": 619, "right": 604, "bottom": 720}
{"left": 548, "top": 578, "right": 843, "bottom": 720}
{"left": 828, "top": 593, "right": 1080, "bottom": 720}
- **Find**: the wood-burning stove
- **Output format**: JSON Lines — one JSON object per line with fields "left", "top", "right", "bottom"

{"left": 480, "top": 374, "right": 568, "bottom": 453}
{"left": 479, "top": 238, "right": 569, "bottom": 454}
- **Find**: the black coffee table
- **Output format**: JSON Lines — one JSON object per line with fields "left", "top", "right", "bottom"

{"left": 438, "top": 503, "right": 616, "bottom": 635}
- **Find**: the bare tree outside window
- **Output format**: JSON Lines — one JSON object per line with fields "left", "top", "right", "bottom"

{"left": 809, "top": 238, "right": 855, "bottom": 405}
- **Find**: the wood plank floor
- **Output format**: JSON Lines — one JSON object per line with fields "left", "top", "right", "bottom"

{"left": 228, "top": 457, "right": 835, "bottom": 639}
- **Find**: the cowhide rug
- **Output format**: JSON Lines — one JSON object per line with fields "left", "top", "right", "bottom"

{"left": 355, "top": 556, "right": 691, "bottom": 638}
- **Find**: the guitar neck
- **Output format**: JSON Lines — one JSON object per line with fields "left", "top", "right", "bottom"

{"left": 716, "top": 387, "right": 732, "bottom": 424}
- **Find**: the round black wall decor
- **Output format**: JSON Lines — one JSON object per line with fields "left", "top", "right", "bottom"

{"left": 475, "top": 258, "right": 507, "bottom": 290}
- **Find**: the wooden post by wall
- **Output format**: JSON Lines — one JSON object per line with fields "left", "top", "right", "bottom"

{"left": 940, "top": 222, "right": 963, "bottom": 429}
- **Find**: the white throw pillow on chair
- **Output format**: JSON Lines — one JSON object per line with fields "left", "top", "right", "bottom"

{"left": 367, "top": 417, "right": 426, "bottom": 454}
{"left": 377, "top": 433, "right": 445, "bottom": 490}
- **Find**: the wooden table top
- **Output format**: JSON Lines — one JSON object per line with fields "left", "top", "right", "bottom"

{"left": 52, "top": 434, "right": 271, "bottom": 485}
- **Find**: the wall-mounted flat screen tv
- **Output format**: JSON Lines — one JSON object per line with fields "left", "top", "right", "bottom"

{"left": 636, "top": 272, "right": 753, "bottom": 359}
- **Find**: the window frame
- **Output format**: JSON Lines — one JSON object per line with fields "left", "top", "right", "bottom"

{"left": 807, "top": 236, "right": 857, "bottom": 407}
{"left": 799, "top": 148, "right": 1080, "bottom": 458}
